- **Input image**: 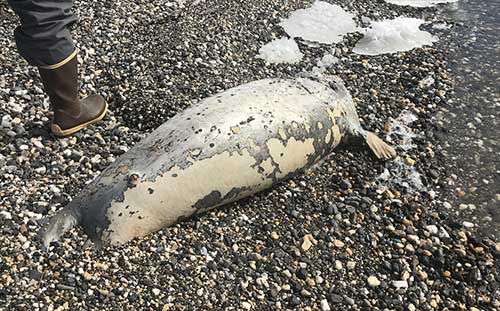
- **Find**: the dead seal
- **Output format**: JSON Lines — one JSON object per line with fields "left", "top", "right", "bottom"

{"left": 40, "top": 76, "right": 395, "bottom": 248}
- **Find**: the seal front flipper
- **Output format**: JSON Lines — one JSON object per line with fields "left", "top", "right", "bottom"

{"left": 364, "top": 131, "right": 396, "bottom": 160}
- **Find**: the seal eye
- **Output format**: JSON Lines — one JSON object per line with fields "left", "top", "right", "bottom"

{"left": 128, "top": 174, "right": 140, "bottom": 188}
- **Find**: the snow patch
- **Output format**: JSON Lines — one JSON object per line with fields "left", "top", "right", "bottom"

{"left": 279, "top": 1, "right": 360, "bottom": 44}
{"left": 353, "top": 17, "right": 438, "bottom": 55}
{"left": 385, "top": 0, "right": 458, "bottom": 8}
{"left": 257, "top": 38, "right": 304, "bottom": 64}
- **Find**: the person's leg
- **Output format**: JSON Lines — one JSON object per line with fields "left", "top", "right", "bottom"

{"left": 8, "top": 0, "right": 107, "bottom": 137}
{"left": 8, "top": 0, "right": 77, "bottom": 67}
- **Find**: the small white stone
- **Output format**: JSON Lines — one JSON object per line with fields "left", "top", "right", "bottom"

{"left": 367, "top": 275, "right": 381, "bottom": 287}
{"left": 463, "top": 221, "right": 474, "bottom": 228}
{"left": 241, "top": 302, "right": 252, "bottom": 310}
{"left": 0, "top": 211, "right": 12, "bottom": 220}
{"left": 90, "top": 154, "right": 102, "bottom": 164}
{"left": 439, "top": 227, "right": 450, "bottom": 239}
{"left": 334, "top": 260, "right": 343, "bottom": 270}
{"left": 22, "top": 242, "right": 30, "bottom": 250}
{"left": 34, "top": 166, "right": 47, "bottom": 174}
{"left": 443, "top": 202, "right": 452, "bottom": 209}
{"left": 1, "top": 114, "right": 12, "bottom": 128}
{"left": 392, "top": 280, "right": 408, "bottom": 289}
{"left": 315, "top": 275, "right": 324, "bottom": 284}
{"left": 428, "top": 190, "right": 436, "bottom": 199}
{"left": 320, "top": 299, "right": 331, "bottom": 311}
{"left": 347, "top": 261, "right": 356, "bottom": 270}
{"left": 425, "top": 225, "right": 439, "bottom": 235}
{"left": 152, "top": 288, "right": 160, "bottom": 296}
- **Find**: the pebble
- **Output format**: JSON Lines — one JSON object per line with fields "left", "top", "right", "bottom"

{"left": 333, "top": 239, "right": 345, "bottom": 248}
{"left": 344, "top": 297, "right": 355, "bottom": 305}
{"left": 367, "top": 276, "right": 381, "bottom": 287}
{"left": 301, "top": 234, "right": 315, "bottom": 251}
{"left": 334, "top": 260, "right": 343, "bottom": 270}
{"left": 426, "top": 225, "right": 439, "bottom": 235}
{"left": 392, "top": 280, "right": 408, "bottom": 289}
{"left": 463, "top": 221, "right": 474, "bottom": 228}
{"left": 241, "top": 301, "right": 252, "bottom": 310}
{"left": 0, "top": 211, "right": 12, "bottom": 220}
{"left": 320, "top": 299, "right": 331, "bottom": 311}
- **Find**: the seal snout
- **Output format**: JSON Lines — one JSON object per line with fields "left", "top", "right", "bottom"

{"left": 38, "top": 206, "right": 81, "bottom": 250}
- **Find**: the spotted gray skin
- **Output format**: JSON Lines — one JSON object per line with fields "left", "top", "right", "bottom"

{"left": 40, "top": 76, "right": 394, "bottom": 247}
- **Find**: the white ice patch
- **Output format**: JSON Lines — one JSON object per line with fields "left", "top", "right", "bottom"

{"left": 432, "top": 22, "right": 452, "bottom": 30}
{"left": 377, "top": 110, "right": 425, "bottom": 193}
{"left": 279, "top": 1, "right": 360, "bottom": 44}
{"left": 353, "top": 17, "right": 438, "bottom": 55}
{"left": 257, "top": 38, "right": 304, "bottom": 64}
{"left": 384, "top": 0, "right": 458, "bottom": 8}
{"left": 319, "top": 53, "right": 339, "bottom": 67}
{"left": 302, "top": 52, "right": 339, "bottom": 78}
{"left": 388, "top": 110, "right": 419, "bottom": 152}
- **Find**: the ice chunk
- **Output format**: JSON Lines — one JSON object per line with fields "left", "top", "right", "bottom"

{"left": 432, "top": 22, "right": 452, "bottom": 30}
{"left": 257, "top": 38, "right": 304, "bottom": 64}
{"left": 319, "top": 54, "right": 339, "bottom": 67}
{"left": 353, "top": 17, "right": 438, "bottom": 55}
{"left": 385, "top": 0, "right": 458, "bottom": 8}
{"left": 279, "top": 1, "right": 360, "bottom": 44}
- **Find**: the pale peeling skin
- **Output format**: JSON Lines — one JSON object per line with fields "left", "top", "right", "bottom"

{"left": 40, "top": 76, "right": 378, "bottom": 247}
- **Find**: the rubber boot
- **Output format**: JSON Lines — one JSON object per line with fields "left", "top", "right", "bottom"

{"left": 38, "top": 54, "right": 107, "bottom": 137}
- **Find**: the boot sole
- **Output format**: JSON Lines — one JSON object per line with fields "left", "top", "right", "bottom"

{"left": 51, "top": 102, "right": 108, "bottom": 137}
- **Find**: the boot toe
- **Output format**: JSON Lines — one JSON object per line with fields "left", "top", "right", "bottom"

{"left": 52, "top": 95, "right": 108, "bottom": 137}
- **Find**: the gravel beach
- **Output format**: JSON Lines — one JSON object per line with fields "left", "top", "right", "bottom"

{"left": 0, "top": 0, "right": 498, "bottom": 310}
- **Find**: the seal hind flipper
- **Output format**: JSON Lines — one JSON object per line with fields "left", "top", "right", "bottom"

{"left": 365, "top": 131, "right": 396, "bottom": 160}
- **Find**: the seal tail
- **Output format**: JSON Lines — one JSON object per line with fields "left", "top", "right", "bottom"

{"left": 365, "top": 131, "right": 396, "bottom": 160}
{"left": 38, "top": 206, "right": 81, "bottom": 250}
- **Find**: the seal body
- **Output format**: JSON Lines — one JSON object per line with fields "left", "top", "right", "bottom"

{"left": 41, "top": 77, "right": 395, "bottom": 247}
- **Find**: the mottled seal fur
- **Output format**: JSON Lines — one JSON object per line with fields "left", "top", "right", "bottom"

{"left": 40, "top": 76, "right": 395, "bottom": 247}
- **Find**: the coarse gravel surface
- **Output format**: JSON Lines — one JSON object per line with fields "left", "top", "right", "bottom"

{"left": 0, "top": 0, "right": 498, "bottom": 310}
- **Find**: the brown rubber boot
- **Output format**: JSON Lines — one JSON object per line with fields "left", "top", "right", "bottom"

{"left": 38, "top": 54, "right": 107, "bottom": 137}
